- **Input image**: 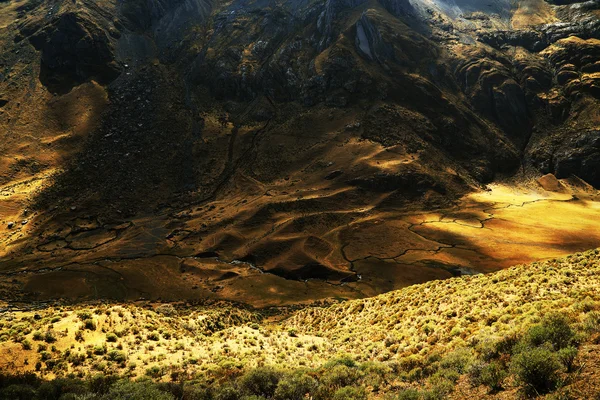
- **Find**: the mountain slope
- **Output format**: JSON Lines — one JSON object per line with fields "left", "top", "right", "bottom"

{"left": 0, "top": 0, "right": 600, "bottom": 303}
{"left": 2, "top": 249, "right": 600, "bottom": 398}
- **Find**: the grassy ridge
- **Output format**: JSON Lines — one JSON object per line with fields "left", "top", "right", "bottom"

{"left": 1, "top": 249, "right": 600, "bottom": 398}
{"left": 285, "top": 249, "right": 600, "bottom": 361}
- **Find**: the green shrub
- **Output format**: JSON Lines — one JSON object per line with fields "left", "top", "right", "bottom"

{"left": 332, "top": 386, "right": 367, "bottom": 400}
{"left": 320, "top": 364, "right": 361, "bottom": 388}
{"left": 426, "top": 375, "right": 455, "bottom": 399}
{"left": 106, "top": 380, "right": 174, "bottom": 400}
{"left": 0, "top": 384, "right": 37, "bottom": 400}
{"left": 323, "top": 356, "right": 357, "bottom": 369}
{"left": 87, "top": 373, "right": 119, "bottom": 395}
{"left": 44, "top": 330, "right": 57, "bottom": 343}
{"left": 557, "top": 346, "right": 578, "bottom": 372}
{"left": 77, "top": 312, "right": 92, "bottom": 321}
{"left": 431, "top": 368, "right": 460, "bottom": 384}
{"left": 145, "top": 366, "right": 165, "bottom": 379}
{"left": 274, "top": 372, "right": 317, "bottom": 400}
{"left": 83, "top": 320, "right": 96, "bottom": 331}
{"left": 315, "top": 364, "right": 362, "bottom": 400}
{"left": 239, "top": 367, "right": 282, "bottom": 398}
{"left": 215, "top": 385, "right": 243, "bottom": 400}
{"left": 511, "top": 347, "right": 561, "bottom": 396}
{"left": 107, "top": 350, "right": 127, "bottom": 363}
{"left": 93, "top": 345, "right": 106, "bottom": 355}
{"left": 406, "top": 367, "right": 423, "bottom": 382}
{"left": 106, "top": 333, "right": 118, "bottom": 343}
{"left": 479, "top": 361, "right": 507, "bottom": 392}
{"left": 359, "top": 361, "right": 390, "bottom": 390}
{"left": 520, "top": 314, "right": 575, "bottom": 351}
{"left": 182, "top": 384, "right": 214, "bottom": 400}
{"left": 394, "top": 388, "right": 421, "bottom": 400}
{"left": 439, "top": 348, "right": 473, "bottom": 374}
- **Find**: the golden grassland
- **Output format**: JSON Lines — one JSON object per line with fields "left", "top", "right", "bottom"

{"left": 2, "top": 249, "right": 600, "bottom": 398}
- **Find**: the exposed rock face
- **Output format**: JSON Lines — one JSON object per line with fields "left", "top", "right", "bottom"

{"left": 119, "top": 0, "right": 212, "bottom": 47}
{"left": 23, "top": 12, "right": 120, "bottom": 93}
{"left": 455, "top": 50, "right": 531, "bottom": 147}
{"left": 355, "top": 13, "right": 394, "bottom": 62}
{"left": 6, "top": 0, "right": 598, "bottom": 193}
{"left": 552, "top": 130, "right": 600, "bottom": 186}
{"left": 317, "top": 0, "right": 368, "bottom": 50}
{"left": 378, "top": 0, "right": 417, "bottom": 19}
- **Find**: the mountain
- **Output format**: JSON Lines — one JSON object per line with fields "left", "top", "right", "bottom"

{"left": 0, "top": 0, "right": 599, "bottom": 304}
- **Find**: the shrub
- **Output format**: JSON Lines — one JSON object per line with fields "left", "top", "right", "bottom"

{"left": 215, "top": 385, "right": 243, "bottom": 400}
{"left": 439, "top": 348, "right": 473, "bottom": 374}
{"left": 332, "top": 386, "right": 367, "bottom": 400}
{"left": 397, "top": 355, "right": 424, "bottom": 372}
{"left": 274, "top": 372, "right": 317, "bottom": 400}
{"left": 21, "top": 340, "right": 32, "bottom": 350}
{"left": 106, "top": 333, "right": 118, "bottom": 343}
{"left": 106, "top": 380, "right": 174, "bottom": 400}
{"left": 156, "top": 304, "right": 177, "bottom": 316}
{"left": 146, "top": 366, "right": 166, "bottom": 379}
{"left": 316, "top": 364, "right": 362, "bottom": 399}
{"left": 87, "top": 373, "right": 119, "bottom": 395}
{"left": 77, "top": 312, "right": 92, "bottom": 321}
{"left": 93, "top": 345, "right": 106, "bottom": 355}
{"left": 521, "top": 314, "right": 574, "bottom": 351}
{"left": 0, "top": 384, "right": 37, "bottom": 400}
{"left": 83, "top": 320, "right": 96, "bottom": 331}
{"left": 422, "top": 376, "right": 454, "bottom": 400}
{"left": 394, "top": 389, "right": 421, "bottom": 400}
{"left": 107, "top": 350, "right": 127, "bottom": 363}
{"left": 359, "top": 361, "right": 389, "bottom": 390}
{"left": 479, "top": 361, "right": 507, "bottom": 392}
{"left": 239, "top": 367, "right": 282, "bottom": 398}
{"left": 431, "top": 368, "right": 460, "bottom": 384}
{"left": 147, "top": 332, "right": 160, "bottom": 341}
{"left": 511, "top": 347, "right": 561, "bottom": 396}
{"left": 557, "top": 346, "right": 578, "bottom": 372}
{"left": 44, "top": 330, "right": 57, "bottom": 343}
{"left": 323, "top": 356, "right": 357, "bottom": 369}
{"left": 182, "top": 384, "right": 214, "bottom": 400}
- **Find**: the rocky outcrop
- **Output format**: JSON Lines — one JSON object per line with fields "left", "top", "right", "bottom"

{"left": 553, "top": 130, "right": 600, "bottom": 187}
{"left": 317, "top": 0, "right": 368, "bottom": 50}
{"left": 378, "top": 0, "right": 417, "bottom": 19}
{"left": 119, "top": 0, "right": 212, "bottom": 48}
{"left": 355, "top": 13, "right": 394, "bottom": 63}
{"left": 455, "top": 50, "right": 530, "bottom": 145}
{"left": 24, "top": 12, "right": 120, "bottom": 93}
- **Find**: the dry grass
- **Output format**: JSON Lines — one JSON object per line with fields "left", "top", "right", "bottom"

{"left": 1, "top": 248, "right": 600, "bottom": 391}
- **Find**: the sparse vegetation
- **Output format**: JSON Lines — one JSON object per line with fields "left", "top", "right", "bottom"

{"left": 1, "top": 250, "right": 600, "bottom": 398}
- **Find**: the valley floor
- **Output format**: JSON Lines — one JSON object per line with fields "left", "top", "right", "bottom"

{"left": 2, "top": 176, "right": 600, "bottom": 307}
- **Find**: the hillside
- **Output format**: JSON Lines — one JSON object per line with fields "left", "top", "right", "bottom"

{"left": 1, "top": 0, "right": 600, "bottom": 398}
{"left": 0, "top": 0, "right": 600, "bottom": 300}
{"left": 2, "top": 249, "right": 600, "bottom": 398}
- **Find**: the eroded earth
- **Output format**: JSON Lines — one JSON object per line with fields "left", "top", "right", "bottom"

{"left": 2, "top": 174, "right": 599, "bottom": 307}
